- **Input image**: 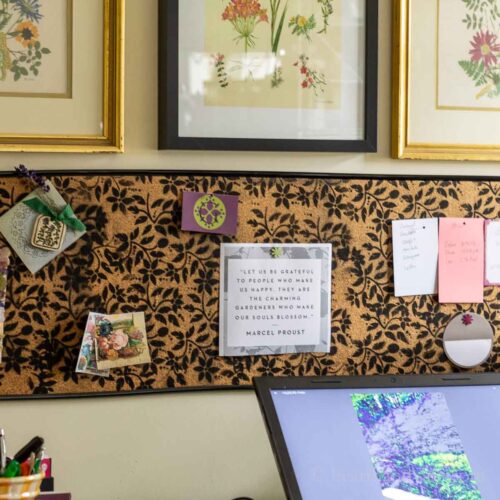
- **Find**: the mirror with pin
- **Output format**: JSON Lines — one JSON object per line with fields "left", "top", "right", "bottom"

{"left": 443, "top": 313, "right": 494, "bottom": 369}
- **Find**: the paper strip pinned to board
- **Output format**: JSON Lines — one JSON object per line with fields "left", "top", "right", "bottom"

{"left": 392, "top": 218, "right": 439, "bottom": 297}
{"left": 485, "top": 220, "right": 500, "bottom": 286}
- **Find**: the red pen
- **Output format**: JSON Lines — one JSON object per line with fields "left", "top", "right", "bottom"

{"left": 20, "top": 461, "right": 30, "bottom": 476}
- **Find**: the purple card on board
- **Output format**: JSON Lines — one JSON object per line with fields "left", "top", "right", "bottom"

{"left": 181, "top": 192, "right": 239, "bottom": 236}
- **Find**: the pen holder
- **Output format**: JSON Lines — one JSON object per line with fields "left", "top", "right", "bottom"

{"left": 0, "top": 473, "right": 44, "bottom": 499}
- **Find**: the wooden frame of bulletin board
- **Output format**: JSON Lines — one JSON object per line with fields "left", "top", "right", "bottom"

{"left": 0, "top": 171, "right": 499, "bottom": 401}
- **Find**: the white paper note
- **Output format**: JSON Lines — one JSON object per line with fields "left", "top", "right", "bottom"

{"left": 226, "top": 258, "right": 322, "bottom": 347}
{"left": 485, "top": 220, "right": 500, "bottom": 286}
{"left": 392, "top": 218, "right": 439, "bottom": 297}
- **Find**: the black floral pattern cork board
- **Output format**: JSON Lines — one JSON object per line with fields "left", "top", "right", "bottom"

{"left": 0, "top": 172, "right": 499, "bottom": 400}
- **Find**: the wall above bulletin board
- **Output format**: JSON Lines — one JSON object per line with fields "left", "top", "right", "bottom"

{"left": 0, "top": 172, "right": 499, "bottom": 400}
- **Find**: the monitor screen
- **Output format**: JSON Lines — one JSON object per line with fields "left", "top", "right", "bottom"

{"left": 270, "top": 385, "right": 500, "bottom": 499}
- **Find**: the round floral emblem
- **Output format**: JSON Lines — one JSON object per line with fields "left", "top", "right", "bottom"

{"left": 193, "top": 194, "right": 227, "bottom": 230}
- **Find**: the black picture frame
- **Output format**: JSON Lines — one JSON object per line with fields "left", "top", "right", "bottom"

{"left": 158, "top": 0, "right": 378, "bottom": 153}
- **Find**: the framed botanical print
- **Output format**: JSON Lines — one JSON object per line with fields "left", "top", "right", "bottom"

{"left": 0, "top": 0, "right": 124, "bottom": 152}
{"left": 0, "top": 0, "right": 72, "bottom": 98}
{"left": 393, "top": 0, "right": 500, "bottom": 161}
{"left": 159, "top": 0, "right": 378, "bottom": 152}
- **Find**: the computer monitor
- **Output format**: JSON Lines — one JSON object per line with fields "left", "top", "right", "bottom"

{"left": 254, "top": 374, "right": 500, "bottom": 500}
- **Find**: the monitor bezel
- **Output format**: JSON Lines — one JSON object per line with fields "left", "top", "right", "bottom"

{"left": 254, "top": 373, "right": 500, "bottom": 500}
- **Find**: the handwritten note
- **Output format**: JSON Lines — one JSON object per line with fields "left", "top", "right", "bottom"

{"left": 485, "top": 220, "right": 500, "bottom": 285}
{"left": 226, "top": 259, "right": 322, "bottom": 347}
{"left": 392, "top": 219, "right": 439, "bottom": 297}
{"left": 438, "top": 218, "right": 484, "bottom": 303}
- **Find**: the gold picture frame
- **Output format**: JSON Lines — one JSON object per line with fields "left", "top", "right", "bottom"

{"left": 0, "top": 0, "right": 124, "bottom": 153}
{"left": 392, "top": 0, "right": 500, "bottom": 162}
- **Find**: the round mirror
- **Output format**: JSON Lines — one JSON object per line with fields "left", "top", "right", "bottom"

{"left": 443, "top": 313, "right": 494, "bottom": 369}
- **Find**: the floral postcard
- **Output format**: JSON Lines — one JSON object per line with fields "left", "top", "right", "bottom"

{"left": 95, "top": 312, "right": 151, "bottom": 370}
{"left": 76, "top": 313, "right": 110, "bottom": 377}
{"left": 0, "top": 180, "right": 86, "bottom": 274}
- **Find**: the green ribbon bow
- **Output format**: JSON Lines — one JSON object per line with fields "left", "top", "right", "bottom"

{"left": 23, "top": 198, "right": 86, "bottom": 232}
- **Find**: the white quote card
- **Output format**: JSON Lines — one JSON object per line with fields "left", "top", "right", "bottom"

{"left": 226, "top": 258, "right": 322, "bottom": 347}
{"left": 392, "top": 218, "right": 439, "bottom": 297}
{"left": 485, "top": 220, "right": 500, "bottom": 286}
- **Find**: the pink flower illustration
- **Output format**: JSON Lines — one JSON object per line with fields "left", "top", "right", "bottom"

{"left": 462, "top": 314, "right": 474, "bottom": 326}
{"left": 213, "top": 53, "right": 225, "bottom": 64}
{"left": 459, "top": 2, "right": 500, "bottom": 99}
{"left": 109, "top": 329, "right": 129, "bottom": 350}
{"left": 469, "top": 31, "right": 500, "bottom": 68}
{"left": 295, "top": 54, "right": 326, "bottom": 95}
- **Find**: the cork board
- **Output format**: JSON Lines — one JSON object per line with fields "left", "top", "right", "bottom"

{"left": 0, "top": 172, "right": 499, "bottom": 400}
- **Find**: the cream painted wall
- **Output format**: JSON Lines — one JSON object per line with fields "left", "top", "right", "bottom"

{"left": 0, "top": 391, "right": 283, "bottom": 500}
{"left": 0, "top": 1, "right": 499, "bottom": 499}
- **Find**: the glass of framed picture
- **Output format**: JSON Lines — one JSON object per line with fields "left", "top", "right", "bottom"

{"left": 159, "top": 0, "right": 378, "bottom": 152}
{"left": 393, "top": 0, "right": 500, "bottom": 161}
{"left": 0, "top": 0, "right": 124, "bottom": 153}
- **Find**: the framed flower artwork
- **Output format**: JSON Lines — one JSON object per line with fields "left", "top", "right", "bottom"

{"left": 0, "top": 0, "right": 72, "bottom": 98}
{"left": 0, "top": 0, "right": 124, "bottom": 152}
{"left": 159, "top": 0, "right": 378, "bottom": 152}
{"left": 393, "top": 0, "right": 500, "bottom": 161}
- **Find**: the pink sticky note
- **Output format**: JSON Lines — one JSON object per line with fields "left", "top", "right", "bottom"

{"left": 438, "top": 218, "right": 484, "bottom": 303}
